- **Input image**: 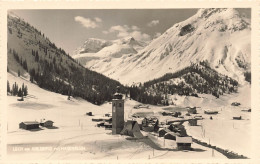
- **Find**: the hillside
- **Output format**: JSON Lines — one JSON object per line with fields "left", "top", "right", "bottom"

{"left": 129, "top": 62, "right": 239, "bottom": 105}
{"left": 7, "top": 12, "right": 126, "bottom": 105}
{"left": 76, "top": 8, "right": 251, "bottom": 85}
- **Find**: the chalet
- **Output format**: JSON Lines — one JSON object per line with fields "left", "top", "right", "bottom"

{"left": 97, "top": 122, "right": 105, "bottom": 127}
{"left": 104, "top": 123, "right": 112, "bottom": 129}
{"left": 120, "top": 120, "right": 143, "bottom": 138}
{"left": 176, "top": 136, "right": 192, "bottom": 150}
{"left": 161, "top": 111, "right": 173, "bottom": 116}
{"left": 188, "top": 119, "right": 197, "bottom": 126}
{"left": 103, "top": 117, "right": 112, "bottom": 123}
{"left": 231, "top": 102, "right": 241, "bottom": 106}
{"left": 169, "top": 123, "right": 187, "bottom": 136}
{"left": 86, "top": 112, "right": 93, "bottom": 116}
{"left": 164, "top": 132, "right": 180, "bottom": 140}
{"left": 242, "top": 109, "right": 251, "bottom": 112}
{"left": 159, "top": 128, "right": 171, "bottom": 137}
{"left": 187, "top": 107, "right": 197, "bottom": 114}
{"left": 92, "top": 117, "right": 104, "bottom": 122}
{"left": 19, "top": 121, "right": 40, "bottom": 130}
{"left": 204, "top": 110, "right": 218, "bottom": 115}
{"left": 194, "top": 115, "right": 203, "bottom": 119}
{"left": 40, "top": 120, "right": 54, "bottom": 127}
{"left": 233, "top": 116, "right": 242, "bottom": 120}
{"left": 142, "top": 117, "right": 159, "bottom": 132}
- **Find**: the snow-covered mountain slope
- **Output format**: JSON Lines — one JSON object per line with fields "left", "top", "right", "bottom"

{"left": 73, "top": 38, "right": 113, "bottom": 55}
{"left": 73, "top": 37, "right": 146, "bottom": 70}
{"left": 76, "top": 8, "right": 251, "bottom": 85}
{"left": 7, "top": 12, "right": 125, "bottom": 105}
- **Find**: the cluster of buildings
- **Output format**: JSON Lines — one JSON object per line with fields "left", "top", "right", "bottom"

{"left": 19, "top": 120, "right": 54, "bottom": 130}
{"left": 93, "top": 86, "right": 194, "bottom": 150}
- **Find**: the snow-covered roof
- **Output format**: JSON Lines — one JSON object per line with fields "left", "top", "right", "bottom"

{"left": 44, "top": 120, "right": 54, "bottom": 123}
{"left": 21, "top": 121, "right": 39, "bottom": 125}
{"left": 176, "top": 136, "right": 192, "bottom": 143}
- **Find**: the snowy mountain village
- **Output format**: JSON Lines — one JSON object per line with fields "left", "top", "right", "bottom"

{"left": 6, "top": 8, "right": 251, "bottom": 160}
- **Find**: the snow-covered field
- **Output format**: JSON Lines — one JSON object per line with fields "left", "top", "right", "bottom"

{"left": 6, "top": 73, "right": 251, "bottom": 160}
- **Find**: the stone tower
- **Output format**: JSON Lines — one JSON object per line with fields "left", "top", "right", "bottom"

{"left": 112, "top": 86, "right": 124, "bottom": 135}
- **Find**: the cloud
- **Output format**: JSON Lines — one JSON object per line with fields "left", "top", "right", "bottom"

{"left": 105, "top": 25, "right": 151, "bottom": 41}
{"left": 154, "top": 32, "right": 161, "bottom": 38}
{"left": 131, "top": 26, "right": 140, "bottom": 31}
{"left": 95, "top": 17, "right": 102, "bottom": 22}
{"left": 74, "top": 16, "right": 102, "bottom": 28}
{"left": 102, "top": 30, "right": 109, "bottom": 34}
{"left": 147, "top": 20, "right": 159, "bottom": 27}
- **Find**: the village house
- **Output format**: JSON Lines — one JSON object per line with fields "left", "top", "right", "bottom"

{"left": 164, "top": 132, "right": 180, "bottom": 140}
{"left": 176, "top": 136, "right": 192, "bottom": 150}
{"left": 120, "top": 120, "right": 143, "bottom": 138}
{"left": 104, "top": 123, "right": 112, "bottom": 130}
{"left": 158, "top": 128, "right": 171, "bottom": 137}
{"left": 40, "top": 120, "right": 54, "bottom": 127}
{"left": 188, "top": 119, "right": 197, "bottom": 126}
{"left": 19, "top": 121, "right": 40, "bottom": 130}
{"left": 187, "top": 107, "right": 197, "bottom": 114}
{"left": 86, "top": 112, "right": 93, "bottom": 116}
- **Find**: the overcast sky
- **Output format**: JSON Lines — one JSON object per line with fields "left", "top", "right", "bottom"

{"left": 10, "top": 9, "right": 250, "bottom": 55}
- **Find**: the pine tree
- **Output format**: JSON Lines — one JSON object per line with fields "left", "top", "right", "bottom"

{"left": 18, "top": 70, "right": 20, "bottom": 77}
{"left": 7, "top": 80, "right": 10, "bottom": 93}
{"left": 18, "top": 88, "right": 23, "bottom": 97}
{"left": 22, "top": 83, "right": 25, "bottom": 93}
{"left": 24, "top": 85, "right": 28, "bottom": 96}
{"left": 11, "top": 84, "right": 15, "bottom": 95}
{"left": 23, "top": 60, "right": 28, "bottom": 71}
{"left": 35, "top": 51, "right": 39, "bottom": 62}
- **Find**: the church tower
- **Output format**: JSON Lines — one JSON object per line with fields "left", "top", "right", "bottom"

{"left": 112, "top": 86, "right": 124, "bottom": 135}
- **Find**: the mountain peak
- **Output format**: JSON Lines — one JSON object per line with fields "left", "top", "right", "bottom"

{"left": 197, "top": 8, "right": 240, "bottom": 19}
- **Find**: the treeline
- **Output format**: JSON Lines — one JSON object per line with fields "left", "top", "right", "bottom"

{"left": 129, "top": 62, "right": 239, "bottom": 105}
{"left": 129, "top": 86, "right": 164, "bottom": 105}
{"left": 11, "top": 46, "right": 125, "bottom": 105}
{"left": 7, "top": 80, "right": 28, "bottom": 97}
{"left": 144, "top": 62, "right": 238, "bottom": 98}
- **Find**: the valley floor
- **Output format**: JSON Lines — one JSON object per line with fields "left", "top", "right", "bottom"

{"left": 5, "top": 73, "right": 251, "bottom": 160}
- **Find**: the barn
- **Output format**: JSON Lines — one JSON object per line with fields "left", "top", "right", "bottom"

{"left": 176, "top": 136, "right": 192, "bottom": 150}
{"left": 40, "top": 120, "right": 54, "bottom": 127}
{"left": 19, "top": 121, "right": 40, "bottom": 130}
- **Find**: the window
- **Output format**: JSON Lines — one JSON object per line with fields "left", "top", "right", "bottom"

{"left": 119, "top": 103, "right": 122, "bottom": 107}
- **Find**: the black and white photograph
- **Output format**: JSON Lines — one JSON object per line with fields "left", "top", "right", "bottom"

{"left": 1, "top": 1, "right": 259, "bottom": 162}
